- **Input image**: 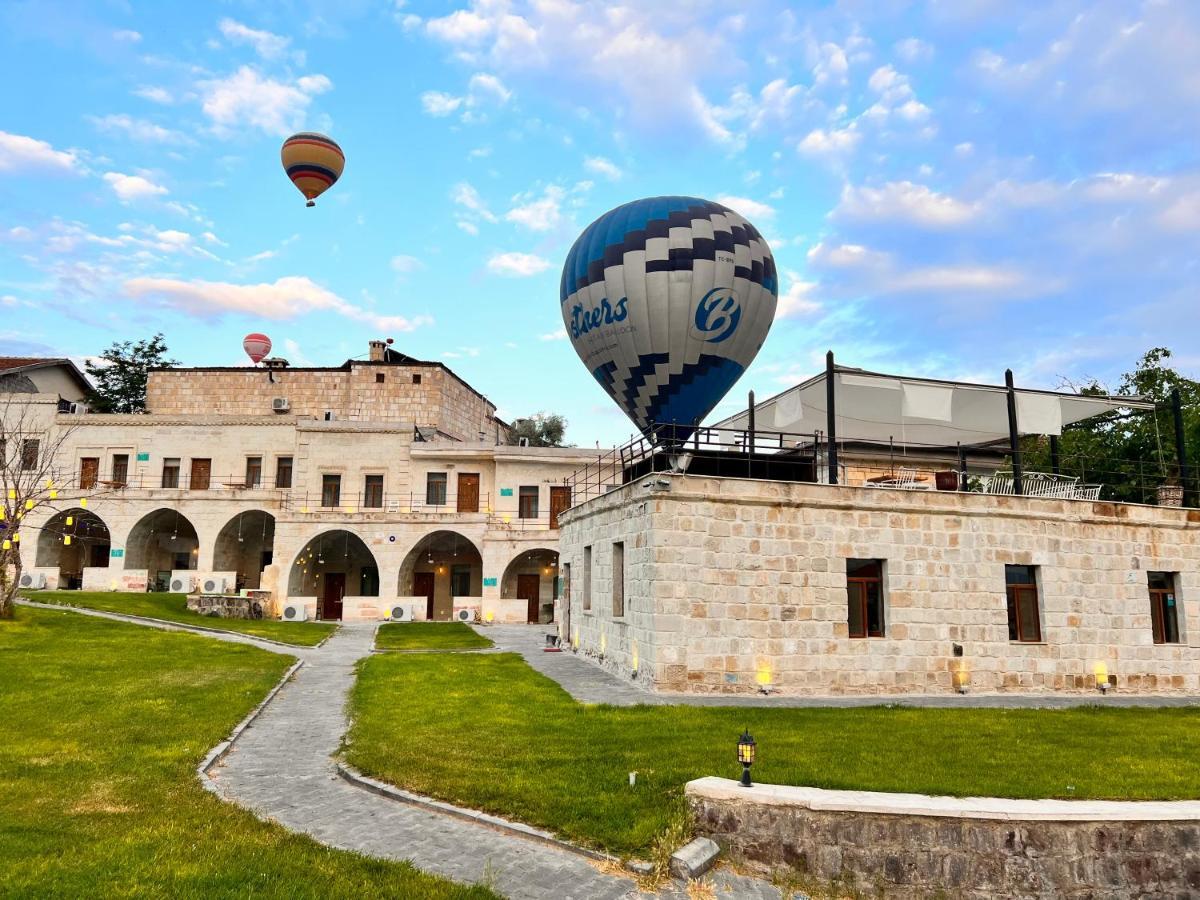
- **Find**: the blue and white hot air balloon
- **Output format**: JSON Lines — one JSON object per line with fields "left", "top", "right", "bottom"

{"left": 560, "top": 196, "right": 778, "bottom": 437}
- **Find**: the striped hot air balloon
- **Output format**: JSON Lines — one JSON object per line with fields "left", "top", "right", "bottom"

{"left": 243, "top": 333, "right": 272, "bottom": 365}
{"left": 561, "top": 196, "right": 778, "bottom": 438}
{"left": 280, "top": 132, "right": 344, "bottom": 207}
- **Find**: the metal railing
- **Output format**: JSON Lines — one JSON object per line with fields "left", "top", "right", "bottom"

{"left": 75, "top": 473, "right": 292, "bottom": 492}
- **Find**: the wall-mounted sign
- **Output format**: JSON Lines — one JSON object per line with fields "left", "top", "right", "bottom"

{"left": 110, "top": 548, "right": 124, "bottom": 558}
{"left": 499, "top": 488, "right": 513, "bottom": 497}
{"left": 483, "top": 577, "right": 497, "bottom": 587}
{"left": 136, "top": 452, "right": 150, "bottom": 462}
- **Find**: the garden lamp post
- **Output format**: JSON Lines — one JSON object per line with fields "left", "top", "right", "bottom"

{"left": 737, "top": 729, "right": 756, "bottom": 787}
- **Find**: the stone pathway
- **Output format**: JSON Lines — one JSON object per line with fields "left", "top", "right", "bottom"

{"left": 484, "top": 623, "right": 1200, "bottom": 709}
{"left": 209, "top": 622, "right": 781, "bottom": 900}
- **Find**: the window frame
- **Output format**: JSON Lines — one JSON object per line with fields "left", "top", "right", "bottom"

{"left": 612, "top": 541, "right": 625, "bottom": 617}
{"left": 79, "top": 456, "right": 100, "bottom": 490}
{"left": 1148, "top": 571, "right": 1181, "bottom": 645}
{"left": 846, "top": 558, "right": 885, "bottom": 638}
{"left": 363, "top": 473, "right": 385, "bottom": 509}
{"left": 1005, "top": 565, "right": 1043, "bottom": 643}
{"left": 275, "top": 456, "right": 293, "bottom": 490}
{"left": 161, "top": 457, "right": 181, "bottom": 489}
{"left": 245, "top": 456, "right": 262, "bottom": 488}
{"left": 425, "top": 471, "right": 448, "bottom": 506}
{"left": 20, "top": 439, "right": 39, "bottom": 471}
{"left": 518, "top": 485, "right": 539, "bottom": 519}
{"left": 321, "top": 473, "right": 342, "bottom": 508}
{"left": 111, "top": 453, "right": 129, "bottom": 486}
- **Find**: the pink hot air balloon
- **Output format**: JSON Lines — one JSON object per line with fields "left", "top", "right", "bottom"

{"left": 243, "top": 333, "right": 272, "bottom": 365}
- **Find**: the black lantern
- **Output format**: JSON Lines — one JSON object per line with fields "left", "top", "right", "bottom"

{"left": 737, "top": 729, "right": 756, "bottom": 787}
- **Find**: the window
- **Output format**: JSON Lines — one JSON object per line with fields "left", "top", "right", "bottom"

{"left": 364, "top": 474, "right": 384, "bottom": 508}
{"left": 1149, "top": 572, "right": 1181, "bottom": 644}
{"left": 412, "top": 373, "right": 421, "bottom": 384}
{"left": 375, "top": 373, "right": 385, "bottom": 384}
{"left": 519, "top": 486, "right": 539, "bottom": 519}
{"left": 111, "top": 454, "right": 129, "bottom": 486}
{"left": 426, "top": 472, "right": 447, "bottom": 506}
{"left": 79, "top": 457, "right": 99, "bottom": 490}
{"left": 275, "top": 456, "right": 293, "bottom": 489}
{"left": 1005, "top": 565, "right": 1042, "bottom": 643}
{"left": 161, "top": 458, "right": 180, "bottom": 489}
{"left": 321, "top": 474, "right": 341, "bottom": 508}
{"left": 323, "top": 411, "right": 336, "bottom": 421}
{"left": 451, "top": 565, "right": 471, "bottom": 597}
{"left": 583, "top": 546, "right": 592, "bottom": 611}
{"left": 20, "top": 439, "right": 39, "bottom": 471}
{"left": 245, "top": 456, "right": 262, "bottom": 488}
{"left": 847, "top": 559, "right": 885, "bottom": 638}
{"left": 612, "top": 541, "right": 625, "bottom": 617}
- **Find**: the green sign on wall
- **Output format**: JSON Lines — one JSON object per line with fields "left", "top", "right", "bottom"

{"left": 136, "top": 452, "right": 150, "bottom": 462}
{"left": 483, "top": 577, "right": 497, "bottom": 587}
{"left": 110, "top": 549, "right": 124, "bottom": 558}
{"left": 499, "top": 488, "right": 513, "bottom": 497}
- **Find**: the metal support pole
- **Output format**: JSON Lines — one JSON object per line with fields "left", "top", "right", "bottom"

{"left": 1172, "top": 388, "right": 1193, "bottom": 508}
{"left": 1005, "top": 369, "right": 1023, "bottom": 496}
{"left": 958, "top": 441, "right": 967, "bottom": 491}
{"left": 826, "top": 351, "right": 838, "bottom": 485}
{"left": 1050, "top": 435, "right": 1060, "bottom": 476}
{"left": 747, "top": 391, "right": 755, "bottom": 456}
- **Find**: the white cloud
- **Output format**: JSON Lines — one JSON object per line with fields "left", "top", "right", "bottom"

{"left": 505, "top": 185, "right": 566, "bottom": 232}
{"left": 391, "top": 254, "right": 424, "bottom": 275}
{"left": 124, "top": 275, "right": 433, "bottom": 331}
{"left": 539, "top": 328, "right": 568, "bottom": 341}
{"left": 88, "top": 114, "right": 188, "bottom": 144}
{"left": 0, "top": 131, "right": 80, "bottom": 173}
{"left": 420, "top": 91, "right": 463, "bottom": 116}
{"left": 112, "top": 29, "right": 141, "bottom": 43}
{"left": 218, "top": 19, "right": 291, "bottom": 60}
{"left": 199, "top": 66, "right": 332, "bottom": 137}
{"left": 486, "top": 252, "right": 550, "bottom": 277}
{"left": 468, "top": 145, "right": 492, "bottom": 159}
{"left": 584, "top": 156, "right": 623, "bottom": 181}
{"left": 425, "top": 9, "right": 492, "bottom": 44}
{"left": 134, "top": 86, "right": 173, "bottom": 104}
{"left": 457, "top": 220, "right": 480, "bottom": 236}
{"left": 776, "top": 271, "right": 821, "bottom": 318}
{"left": 807, "top": 241, "right": 1029, "bottom": 295}
{"left": 835, "top": 181, "right": 977, "bottom": 228}
{"left": 1159, "top": 191, "right": 1200, "bottom": 231}
{"left": 451, "top": 181, "right": 497, "bottom": 229}
{"left": 468, "top": 72, "right": 511, "bottom": 103}
{"left": 895, "top": 37, "right": 933, "bottom": 63}
{"left": 715, "top": 195, "right": 775, "bottom": 221}
{"left": 102, "top": 171, "right": 168, "bottom": 201}
{"left": 797, "top": 126, "right": 860, "bottom": 157}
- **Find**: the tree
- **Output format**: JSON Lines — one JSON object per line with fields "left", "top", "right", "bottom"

{"left": 85, "top": 333, "right": 179, "bottom": 414}
{"left": 0, "top": 393, "right": 93, "bottom": 618}
{"left": 507, "top": 413, "right": 570, "bottom": 447}
{"left": 1020, "top": 348, "right": 1200, "bottom": 504}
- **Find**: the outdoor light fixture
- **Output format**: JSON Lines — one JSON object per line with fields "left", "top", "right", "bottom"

{"left": 63, "top": 536, "right": 71, "bottom": 546}
{"left": 953, "top": 665, "right": 970, "bottom": 694}
{"left": 631, "top": 641, "right": 639, "bottom": 677}
{"left": 80, "top": 498, "right": 87, "bottom": 508}
{"left": 756, "top": 661, "right": 773, "bottom": 694}
{"left": 485, "top": 611, "right": 494, "bottom": 624}
{"left": 65, "top": 516, "right": 73, "bottom": 526}
{"left": 1095, "top": 662, "right": 1110, "bottom": 694}
{"left": 737, "top": 729, "right": 757, "bottom": 787}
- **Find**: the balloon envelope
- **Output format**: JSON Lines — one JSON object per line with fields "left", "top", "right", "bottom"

{"left": 560, "top": 196, "right": 778, "bottom": 436}
{"left": 243, "top": 333, "right": 272, "bottom": 364}
{"left": 280, "top": 132, "right": 345, "bottom": 207}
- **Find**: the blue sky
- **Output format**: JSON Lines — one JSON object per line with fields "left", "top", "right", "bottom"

{"left": 1, "top": 0, "right": 1197, "bottom": 447}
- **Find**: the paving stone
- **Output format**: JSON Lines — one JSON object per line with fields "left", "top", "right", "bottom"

{"left": 669, "top": 837, "right": 721, "bottom": 880}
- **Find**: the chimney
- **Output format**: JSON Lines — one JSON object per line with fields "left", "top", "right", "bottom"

{"left": 262, "top": 357, "right": 289, "bottom": 369}
{"left": 368, "top": 340, "right": 386, "bottom": 362}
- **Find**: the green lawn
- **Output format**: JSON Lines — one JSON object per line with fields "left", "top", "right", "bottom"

{"left": 346, "top": 652, "right": 1200, "bottom": 857}
{"left": 27, "top": 591, "right": 336, "bottom": 647}
{"left": 0, "top": 606, "right": 494, "bottom": 899}
{"left": 374, "top": 622, "right": 494, "bottom": 651}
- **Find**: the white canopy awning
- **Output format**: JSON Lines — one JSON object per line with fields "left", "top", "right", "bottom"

{"left": 715, "top": 367, "right": 1155, "bottom": 447}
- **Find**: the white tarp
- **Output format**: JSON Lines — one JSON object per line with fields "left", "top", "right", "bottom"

{"left": 715, "top": 367, "right": 1153, "bottom": 447}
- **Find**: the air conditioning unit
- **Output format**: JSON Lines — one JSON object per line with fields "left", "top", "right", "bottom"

{"left": 518, "top": 437, "right": 531, "bottom": 447}
{"left": 202, "top": 576, "right": 228, "bottom": 594}
{"left": 282, "top": 601, "right": 307, "bottom": 622}
{"left": 68, "top": 402, "right": 85, "bottom": 414}
{"left": 455, "top": 608, "right": 475, "bottom": 623}
{"left": 170, "top": 575, "right": 196, "bottom": 593}
{"left": 272, "top": 397, "right": 290, "bottom": 412}
{"left": 389, "top": 603, "right": 413, "bottom": 622}
{"left": 19, "top": 573, "right": 47, "bottom": 590}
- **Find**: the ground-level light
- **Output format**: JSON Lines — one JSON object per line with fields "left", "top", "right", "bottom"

{"left": 1095, "top": 661, "right": 1110, "bottom": 693}
{"left": 737, "top": 729, "right": 756, "bottom": 787}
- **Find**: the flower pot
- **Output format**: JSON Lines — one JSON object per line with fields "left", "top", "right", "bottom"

{"left": 934, "top": 470, "right": 960, "bottom": 491}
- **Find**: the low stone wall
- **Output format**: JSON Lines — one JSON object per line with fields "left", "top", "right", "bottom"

{"left": 686, "top": 777, "right": 1200, "bottom": 899}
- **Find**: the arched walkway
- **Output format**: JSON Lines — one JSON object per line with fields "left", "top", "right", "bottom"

{"left": 35, "top": 508, "right": 110, "bottom": 589}
{"left": 500, "top": 548, "right": 559, "bottom": 624}
{"left": 125, "top": 508, "right": 199, "bottom": 588}
{"left": 398, "top": 530, "right": 482, "bottom": 621}
{"left": 213, "top": 510, "right": 276, "bottom": 591}
{"left": 288, "top": 530, "right": 379, "bottom": 620}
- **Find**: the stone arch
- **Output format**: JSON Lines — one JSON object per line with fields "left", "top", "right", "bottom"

{"left": 35, "top": 508, "right": 111, "bottom": 589}
{"left": 500, "top": 547, "right": 559, "bottom": 624}
{"left": 288, "top": 529, "right": 379, "bottom": 620}
{"left": 398, "top": 530, "right": 483, "bottom": 621}
{"left": 124, "top": 508, "right": 200, "bottom": 582}
{"left": 213, "top": 510, "right": 276, "bottom": 590}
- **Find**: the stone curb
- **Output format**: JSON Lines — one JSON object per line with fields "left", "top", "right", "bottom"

{"left": 197, "top": 659, "right": 305, "bottom": 792}
{"left": 18, "top": 599, "right": 335, "bottom": 650}
{"left": 368, "top": 646, "right": 494, "bottom": 654}
{"left": 334, "top": 761, "right": 620, "bottom": 866}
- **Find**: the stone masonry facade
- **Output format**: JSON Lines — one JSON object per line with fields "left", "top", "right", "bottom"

{"left": 557, "top": 473, "right": 1200, "bottom": 695}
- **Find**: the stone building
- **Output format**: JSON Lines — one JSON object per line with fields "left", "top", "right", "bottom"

{"left": 557, "top": 368, "right": 1200, "bottom": 696}
{"left": 11, "top": 342, "right": 599, "bottom": 623}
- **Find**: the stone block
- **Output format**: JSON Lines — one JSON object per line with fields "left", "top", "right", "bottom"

{"left": 669, "top": 836, "right": 721, "bottom": 880}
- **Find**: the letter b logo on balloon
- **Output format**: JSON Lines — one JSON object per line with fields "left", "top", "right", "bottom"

{"left": 693, "top": 288, "right": 741, "bottom": 343}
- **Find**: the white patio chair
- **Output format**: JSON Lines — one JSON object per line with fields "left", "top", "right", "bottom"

{"left": 1074, "top": 484, "right": 1102, "bottom": 501}
{"left": 1024, "top": 473, "right": 1059, "bottom": 498}
{"left": 983, "top": 472, "right": 1015, "bottom": 495}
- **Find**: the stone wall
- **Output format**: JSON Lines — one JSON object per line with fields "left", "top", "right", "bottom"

{"left": 687, "top": 777, "right": 1200, "bottom": 899}
{"left": 558, "top": 474, "right": 1200, "bottom": 695}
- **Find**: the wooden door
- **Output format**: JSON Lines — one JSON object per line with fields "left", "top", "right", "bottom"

{"left": 549, "top": 486, "right": 571, "bottom": 530}
{"left": 190, "top": 458, "right": 211, "bottom": 491}
{"left": 79, "top": 457, "right": 99, "bottom": 490}
{"left": 413, "top": 571, "right": 436, "bottom": 621}
{"left": 518, "top": 573, "right": 541, "bottom": 624}
{"left": 321, "top": 573, "right": 346, "bottom": 620}
{"left": 457, "top": 473, "right": 480, "bottom": 513}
